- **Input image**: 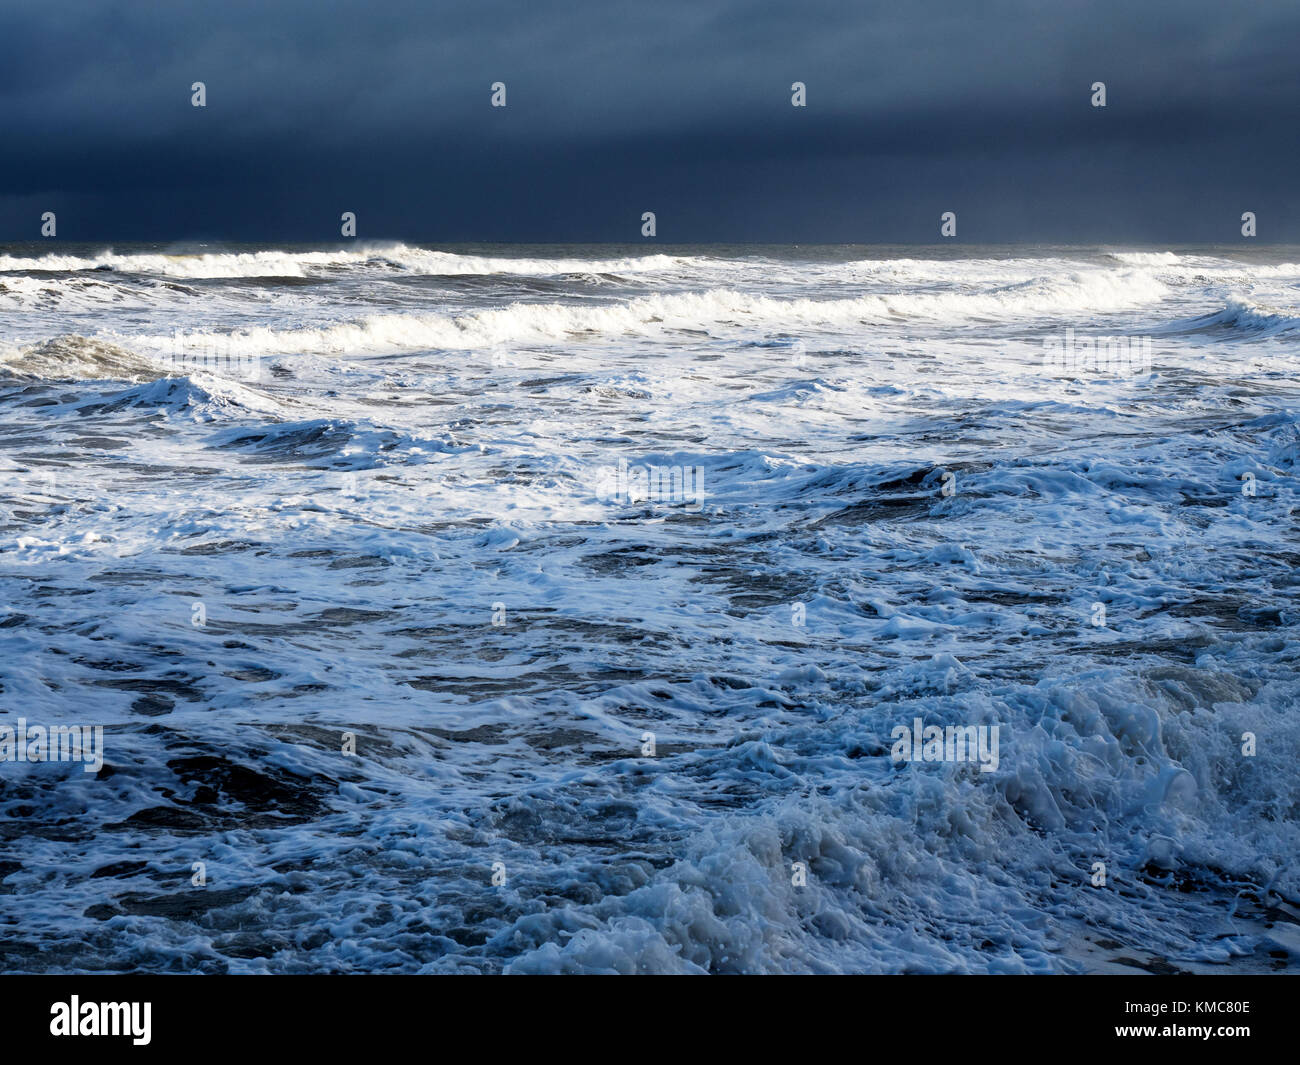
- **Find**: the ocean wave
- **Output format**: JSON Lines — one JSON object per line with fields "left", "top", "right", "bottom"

{"left": 0, "top": 244, "right": 706, "bottom": 280}
{"left": 206, "top": 416, "right": 477, "bottom": 468}
{"left": 0, "top": 334, "right": 175, "bottom": 381}
{"left": 122, "top": 270, "right": 1168, "bottom": 356}
{"left": 1166, "top": 296, "right": 1300, "bottom": 338}
{"left": 0, "top": 273, "right": 206, "bottom": 312}
{"left": 66, "top": 375, "right": 288, "bottom": 421}
{"left": 498, "top": 658, "right": 1298, "bottom": 974}
{"left": 0, "top": 335, "right": 294, "bottom": 411}
{"left": 1106, "top": 251, "right": 1300, "bottom": 282}
{"left": 1108, "top": 251, "right": 1183, "bottom": 266}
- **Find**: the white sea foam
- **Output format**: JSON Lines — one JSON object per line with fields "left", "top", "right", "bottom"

{"left": 98, "top": 269, "right": 1169, "bottom": 359}
{"left": 0, "top": 244, "right": 704, "bottom": 279}
{"left": 2, "top": 244, "right": 1297, "bottom": 975}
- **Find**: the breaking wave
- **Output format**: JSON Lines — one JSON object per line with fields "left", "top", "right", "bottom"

{"left": 118, "top": 270, "right": 1169, "bottom": 356}
{"left": 0, "top": 244, "right": 704, "bottom": 280}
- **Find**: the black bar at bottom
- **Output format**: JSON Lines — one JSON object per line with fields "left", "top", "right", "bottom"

{"left": 0, "top": 973, "right": 1288, "bottom": 1052}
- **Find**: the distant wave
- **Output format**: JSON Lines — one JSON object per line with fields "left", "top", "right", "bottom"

{"left": 0, "top": 272, "right": 205, "bottom": 312}
{"left": 5, "top": 246, "right": 1298, "bottom": 289}
{"left": 1106, "top": 250, "right": 1300, "bottom": 280}
{"left": 0, "top": 244, "right": 705, "bottom": 280}
{"left": 113, "top": 270, "right": 1169, "bottom": 356}
{"left": 1107, "top": 251, "right": 1183, "bottom": 266}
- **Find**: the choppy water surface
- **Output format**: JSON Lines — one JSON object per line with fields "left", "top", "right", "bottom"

{"left": 1, "top": 242, "right": 1298, "bottom": 973}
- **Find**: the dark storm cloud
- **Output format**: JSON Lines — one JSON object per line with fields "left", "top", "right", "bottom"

{"left": 2, "top": 0, "right": 1298, "bottom": 241}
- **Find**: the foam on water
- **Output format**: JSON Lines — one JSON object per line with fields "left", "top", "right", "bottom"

{"left": 1, "top": 243, "right": 1298, "bottom": 974}
{"left": 0, "top": 244, "right": 705, "bottom": 279}
{"left": 98, "top": 269, "right": 1169, "bottom": 360}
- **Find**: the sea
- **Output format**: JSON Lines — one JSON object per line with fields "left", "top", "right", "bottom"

{"left": 1, "top": 242, "right": 1297, "bottom": 973}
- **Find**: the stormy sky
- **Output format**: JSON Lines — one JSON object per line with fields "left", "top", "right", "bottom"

{"left": 2, "top": 0, "right": 1297, "bottom": 243}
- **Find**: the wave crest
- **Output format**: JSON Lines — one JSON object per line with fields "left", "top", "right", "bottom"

{"left": 127, "top": 270, "right": 1169, "bottom": 356}
{"left": 0, "top": 244, "right": 701, "bottom": 280}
